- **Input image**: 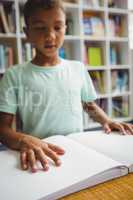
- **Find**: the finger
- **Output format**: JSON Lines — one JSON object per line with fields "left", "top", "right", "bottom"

{"left": 44, "top": 148, "right": 61, "bottom": 166}
{"left": 27, "top": 149, "right": 37, "bottom": 173}
{"left": 103, "top": 123, "right": 111, "bottom": 134}
{"left": 20, "top": 151, "right": 28, "bottom": 170}
{"left": 35, "top": 148, "right": 49, "bottom": 171}
{"left": 114, "top": 124, "right": 126, "bottom": 135}
{"left": 122, "top": 123, "right": 133, "bottom": 135}
{"left": 125, "top": 130, "right": 132, "bottom": 135}
{"left": 48, "top": 143, "right": 65, "bottom": 155}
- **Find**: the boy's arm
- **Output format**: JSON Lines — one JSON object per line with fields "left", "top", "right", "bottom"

{"left": 82, "top": 102, "right": 133, "bottom": 134}
{"left": 0, "top": 112, "right": 65, "bottom": 172}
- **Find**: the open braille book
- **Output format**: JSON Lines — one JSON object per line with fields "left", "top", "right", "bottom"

{"left": 0, "top": 131, "right": 133, "bottom": 200}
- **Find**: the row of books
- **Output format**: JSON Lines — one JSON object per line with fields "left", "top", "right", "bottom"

{"left": 112, "top": 96, "right": 129, "bottom": 117}
{"left": 84, "top": 44, "right": 125, "bottom": 66}
{"left": 110, "top": 45, "right": 119, "bottom": 65}
{"left": 83, "top": 16, "right": 105, "bottom": 37}
{"left": 89, "top": 71, "right": 106, "bottom": 94}
{"left": 89, "top": 69, "right": 129, "bottom": 95}
{"left": 0, "top": 2, "right": 16, "bottom": 34}
{"left": 66, "top": 13, "right": 74, "bottom": 35}
{"left": 109, "top": 15, "right": 123, "bottom": 37}
{"left": 95, "top": 98, "right": 108, "bottom": 113}
{"left": 0, "top": 44, "right": 13, "bottom": 73}
{"left": 111, "top": 70, "right": 129, "bottom": 94}
{"left": 59, "top": 44, "right": 125, "bottom": 67}
{"left": 108, "top": 0, "right": 125, "bottom": 9}
{"left": 96, "top": 96, "right": 129, "bottom": 118}
{"left": 94, "top": 96, "right": 129, "bottom": 118}
{"left": 84, "top": 45, "right": 103, "bottom": 66}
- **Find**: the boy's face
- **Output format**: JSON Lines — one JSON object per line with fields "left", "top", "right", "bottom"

{"left": 24, "top": 8, "right": 66, "bottom": 58}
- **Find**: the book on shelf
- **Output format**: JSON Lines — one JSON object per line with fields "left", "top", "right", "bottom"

{"left": 0, "top": 44, "right": 14, "bottom": 73}
{"left": 89, "top": 71, "right": 105, "bottom": 94}
{"left": 87, "top": 47, "right": 102, "bottom": 66}
{"left": 109, "top": 15, "right": 122, "bottom": 37}
{"left": 0, "top": 45, "right": 5, "bottom": 73}
{"left": 95, "top": 98, "right": 108, "bottom": 113}
{"left": 108, "top": 0, "right": 125, "bottom": 9}
{"left": 83, "top": 16, "right": 104, "bottom": 37}
{"left": 0, "top": 2, "right": 15, "bottom": 33}
{"left": 108, "top": 0, "right": 115, "bottom": 7}
{"left": 19, "top": 14, "right": 25, "bottom": 33}
{"left": 112, "top": 96, "right": 129, "bottom": 117}
{"left": 66, "top": 13, "right": 74, "bottom": 35}
{"left": 83, "top": 45, "right": 88, "bottom": 64}
{"left": 7, "top": 2, "right": 16, "bottom": 33}
{"left": 59, "top": 47, "right": 66, "bottom": 59}
{"left": 22, "top": 43, "right": 32, "bottom": 62}
{"left": 0, "top": 131, "right": 133, "bottom": 200}
{"left": 110, "top": 45, "right": 118, "bottom": 65}
{"left": 111, "top": 70, "right": 129, "bottom": 94}
{"left": 83, "top": 18, "right": 92, "bottom": 35}
{"left": 0, "top": 3, "right": 10, "bottom": 33}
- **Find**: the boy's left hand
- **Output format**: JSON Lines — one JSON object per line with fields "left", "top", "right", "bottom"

{"left": 103, "top": 121, "right": 133, "bottom": 135}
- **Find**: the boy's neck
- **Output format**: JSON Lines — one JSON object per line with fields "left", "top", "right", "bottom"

{"left": 31, "top": 53, "right": 61, "bottom": 67}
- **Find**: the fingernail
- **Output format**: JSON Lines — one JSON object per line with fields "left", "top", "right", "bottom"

{"left": 57, "top": 160, "right": 61, "bottom": 166}
{"left": 32, "top": 168, "right": 37, "bottom": 173}
{"left": 44, "top": 165, "right": 49, "bottom": 171}
{"left": 23, "top": 164, "right": 27, "bottom": 170}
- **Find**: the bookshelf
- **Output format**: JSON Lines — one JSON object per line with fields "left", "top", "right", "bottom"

{"left": 0, "top": 0, "right": 132, "bottom": 130}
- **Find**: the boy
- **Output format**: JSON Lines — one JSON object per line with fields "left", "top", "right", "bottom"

{"left": 0, "top": 0, "right": 133, "bottom": 173}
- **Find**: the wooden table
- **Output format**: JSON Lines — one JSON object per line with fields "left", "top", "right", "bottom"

{"left": 60, "top": 174, "right": 133, "bottom": 200}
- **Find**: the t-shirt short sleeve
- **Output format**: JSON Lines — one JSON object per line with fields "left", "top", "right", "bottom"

{"left": 0, "top": 69, "right": 17, "bottom": 114}
{"left": 81, "top": 64, "right": 97, "bottom": 102}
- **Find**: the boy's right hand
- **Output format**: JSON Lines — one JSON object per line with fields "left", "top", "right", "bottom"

{"left": 19, "top": 135, "right": 65, "bottom": 172}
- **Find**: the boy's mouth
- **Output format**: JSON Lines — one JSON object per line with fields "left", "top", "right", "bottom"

{"left": 44, "top": 44, "right": 56, "bottom": 49}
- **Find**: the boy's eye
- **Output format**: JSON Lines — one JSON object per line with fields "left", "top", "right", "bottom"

{"left": 54, "top": 26, "right": 62, "bottom": 31}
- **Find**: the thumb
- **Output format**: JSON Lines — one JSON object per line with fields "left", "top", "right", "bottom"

{"left": 102, "top": 123, "right": 111, "bottom": 134}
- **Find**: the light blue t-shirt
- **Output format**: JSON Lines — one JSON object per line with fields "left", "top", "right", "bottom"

{"left": 0, "top": 59, "right": 97, "bottom": 138}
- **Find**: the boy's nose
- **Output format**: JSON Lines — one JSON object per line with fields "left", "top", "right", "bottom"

{"left": 45, "top": 30, "right": 56, "bottom": 40}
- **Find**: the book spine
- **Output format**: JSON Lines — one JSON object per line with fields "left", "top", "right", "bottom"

{"left": 0, "top": 3, "right": 10, "bottom": 33}
{"left": 0, "top": 45, "right": 6, "bottom": 73}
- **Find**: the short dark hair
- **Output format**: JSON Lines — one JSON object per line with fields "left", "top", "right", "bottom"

{"left": 23, "top": 0, "right": 65, "bottom": 26}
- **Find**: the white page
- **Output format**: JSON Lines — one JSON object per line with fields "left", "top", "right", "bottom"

{"left": 0, "top": 135, "right": 126, "bottom": 200}
{"left": 68, "top": 131, "right": 133, "bottom": 171}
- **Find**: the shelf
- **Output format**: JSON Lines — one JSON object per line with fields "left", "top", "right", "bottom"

{"left": 108, "top": 37, "right": 129, "bottom": 42}
{"left": 83, "top": 36, "right": 106, "bottom": 41}
{"left": 87, "top": 66, "right": 107, "bottom": 70}
{"left": 110, "top": 65, "right": 131, "bottom": 69}
{"left": 82, "top": 6, "right": 105, "bottom": 12}
{"left": 111, "top": 92, "right": 131, "bottom": 98}
{"left": 64, "top": 35, "right": 81, "bottom": 40}
{"left": 108, "top": 8, "right": 128, "bottom": 14}
{"left": 0, "top": 33, "right": 17, "bottom": 38}
{"left": 97, "top": 94, "right": 109, "bottom": 99}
